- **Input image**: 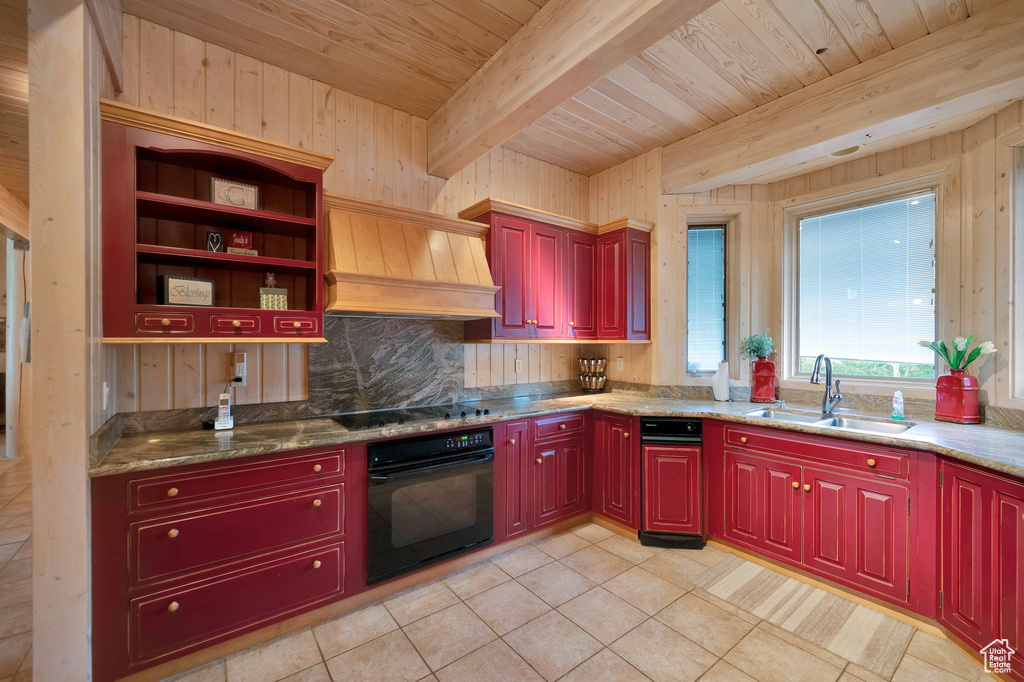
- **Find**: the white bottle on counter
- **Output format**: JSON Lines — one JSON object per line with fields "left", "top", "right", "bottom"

{"left": 712, "top": 362, "right": 730, "bottom": 401}
{"left": 892, "top": 391, "right": 905, "bottom": 420}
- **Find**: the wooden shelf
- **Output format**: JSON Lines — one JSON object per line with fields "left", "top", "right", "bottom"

{"left": 135, "top": 244, "right": 316, "bottom": 271}
{"left": 136, "top": 191, "right": 316, "bottom": 231}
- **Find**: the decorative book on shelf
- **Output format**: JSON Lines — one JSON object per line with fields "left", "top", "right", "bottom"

{"left": 99, "top": 100, "right": 333, "bottom": 343}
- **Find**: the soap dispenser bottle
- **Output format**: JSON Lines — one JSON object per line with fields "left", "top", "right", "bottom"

{"left": 892, "top": 391, "right": 905, "bottom": 421}
{"left": 712, "top": 362, "right": 730, "bottom": 401}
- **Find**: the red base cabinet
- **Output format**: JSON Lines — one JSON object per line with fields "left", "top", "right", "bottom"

{"left": 643, "top": 445, "right": 702, "bottom": 535}
{"left": 498, "top": 420, "right": 532, "bottom": 542}
{"left": 940, "top": 461, "right": 1024, "bottom": 678}
{"left": 593, "top": 412, "right": 640, "bottom": 529}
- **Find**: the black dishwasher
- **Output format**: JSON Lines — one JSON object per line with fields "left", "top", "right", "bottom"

{"left": 639, "top": 418, "right": 705, "bottom": 550}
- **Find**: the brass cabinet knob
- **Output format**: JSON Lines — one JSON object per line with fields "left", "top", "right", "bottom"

{"left": 167, "top": 487, "right": 179, "bottom": 498}
{"left": 792, "top": 482, "right": 800, "bottom": 489}
{"left": 313, "top": 464, "right": 322, "bottom": 473}
{"left": 559, "top": 423, "right": 566, "bottom": 430}
{"left": 803, "top": 484, "right": 812, "bottom": 492}
{"left": 161, "top": 318, "right": 171, "bottom": 327}
{"left": 740, "top": 437, "right": 748, "bottom": 444}
{"left": 623, "top": 432, "right": 630, "bottom": 439}
{"left": 508, "top": 438, "right": 516, "bottom": 445}
{"left": 312, "top": 499, "right": 322, "bottom": 508}
{"left": 866, "top": 459, "right": 877, "bottom": 468}
{"left": 312, "top": 560, "right": 322, "bottom": 569}
{"left": 293, "top": 321, "right": 302, "bottom": 329}
{"left": 232, "top": 320, "right": 241, "bottom": 328}
{"left": 536, "top": 458, "right": 542, "bottom": 464}
{"left": 569, "top": 321, "right": 575, "bottom": 327}
{"left": 168, "top": 601, "right": 180, "bottom": 612}
{"left": 167, "top": 528, "right": 179, "bottom": 539}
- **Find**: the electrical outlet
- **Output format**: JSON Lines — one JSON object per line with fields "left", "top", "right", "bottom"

{"left": 233, "top": 351, "right": 247, "bottom": 387}
{"left": 515, "top": 358, "right": 524, "bottom": 373}
{"left": 617, "top": 356, "right": 624, "bottom": 371}
{"left": 102, "top": 381, "right": 110, "bottom": 410}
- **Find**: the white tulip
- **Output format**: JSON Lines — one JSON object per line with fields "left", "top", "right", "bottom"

{"left": 917, "top": 340, "right": 933, "bottom": 348}
{"left": 978, "top": 341, "right": 997, "bottom": 355}
{"left": 954, "top": 337, "right": 969, "bottom": 351}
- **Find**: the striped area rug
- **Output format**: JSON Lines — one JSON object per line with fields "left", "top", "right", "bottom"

{"left": 693, "top": 554, "right": 915, "bottom": 679}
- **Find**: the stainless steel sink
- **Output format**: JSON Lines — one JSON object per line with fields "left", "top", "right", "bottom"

{"left": 814, "top": 417, "right": 915, "bottom": 435}
{"left": 743, "top": 409, "right": 827, "bottom": 424}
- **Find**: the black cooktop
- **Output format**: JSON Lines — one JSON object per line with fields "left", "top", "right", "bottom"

{"left": 329, "top": 402, "right": 495, "bottom": 431}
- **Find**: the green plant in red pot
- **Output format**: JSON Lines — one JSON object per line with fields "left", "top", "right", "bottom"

{"left": 918, "top": 335, "right": 996, "bottom": 423}
{"left": 741, "top": 330, "right": 776, "bottom": 403}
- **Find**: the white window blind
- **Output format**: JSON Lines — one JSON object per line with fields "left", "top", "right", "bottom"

{"left": 798, "top": 193, "right": 936, "bottom": 378}
{"left": 687, "top": 226, "right": 726, "bottom": 372}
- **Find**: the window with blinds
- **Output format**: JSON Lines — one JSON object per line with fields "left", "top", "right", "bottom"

{"left": 687, "top": 226, "right": 726, "bottom": 373}
{"left": 798, "top": 192, "right": 937, "bottom": 379}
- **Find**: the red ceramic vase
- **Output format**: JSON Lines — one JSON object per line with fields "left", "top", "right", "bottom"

{"left": 750, "top": 356, "right": 776, "bottom": 403}
{"left": 934, "top": 368, "right": 981, "bottom": 423}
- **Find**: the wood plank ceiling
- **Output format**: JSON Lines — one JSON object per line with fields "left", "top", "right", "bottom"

{"left": 503, "top": 0, "right": 1005, "bottom": 175}
{"left": 0, "top": 0, "right": 28, "bottom": 203}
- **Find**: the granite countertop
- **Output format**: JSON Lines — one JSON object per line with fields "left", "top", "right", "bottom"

{"left": 90, "top": 394, "right": 1024, "bottom": 479}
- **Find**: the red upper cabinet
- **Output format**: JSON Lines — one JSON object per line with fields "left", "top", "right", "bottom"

{"left": 566, "top": 232, "right": 598, "bottom": 340}
{"left": 529, "top": 223, "right": 565, "bottom": 339}
{"left": 597, "top": 225, "right": 651, "bottom": 341}
{"left": 488, "top": 216, "right": 532, "bottom": 339}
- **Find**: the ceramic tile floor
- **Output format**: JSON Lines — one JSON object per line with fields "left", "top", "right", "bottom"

{"left": 0, "top": 454, "right": 34, "bottom": 682}
{"left": 165, "top": 522, "right": 992, "bottom": 682}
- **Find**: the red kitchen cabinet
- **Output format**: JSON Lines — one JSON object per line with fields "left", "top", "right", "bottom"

{"left": 566, "top": 231, "right": 598, "bottom": 339}
{"left": 594, "top": 413, "right": 639, "bottom": 528}
{"left": 501, "top": 420, "right": 531, "bottom": 541}
{"left": 941, "top": 461, "right": 1024, "bottom": 675}
{"left": 724, "top": 450, "right": 803, "bottom": 563}
{"left": 597, "top": 226, "right": 650, "bottom": 341}
{"left": 530, "top": 435, "right": 586, "bottom": 529}
{"left": 530, "top": 223, "right": 565, "bottom": 339}
{"left": 485, "top": 216, "right": 532, "bottom": 339}
{"left": 643, "top": 445, "right": 701, "bottom": 535}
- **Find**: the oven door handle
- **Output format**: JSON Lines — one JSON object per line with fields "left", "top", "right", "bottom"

{"left": 369, "top": 451, "right": 494, "bottom": 484}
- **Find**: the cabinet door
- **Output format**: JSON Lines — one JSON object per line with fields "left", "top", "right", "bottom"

{"left": 528, "top": 223, "right": 564, "bottom": 339}
{"left": 992, "top": 485, "right": 1024, "bottom": 675}
{"left": 803, "top": 468, "right": 908, "bottom": 602}
{"left": 626, "top": 229, "right": 650, "bottom": 340}
{"left": 491, "top": 217, "right": 532, "bottom": 339}
{"left": 598, "top": 415, "right": 635, "bottom": 527}
{"left": 941, "top": 464, "right": 990, "bottom": 646}
{"left": 723, "top": 451, "right": 802, "bottom": 564}
{"left": 566, "top": 232, "right": 597, "bottom": 339}
{"left": 596, "top": 231, "right": 626, "bottom": 339}
{"left": 502, "top": 420, "right": 531, "bottom": 540}
{"left": 530, "top": 436, "right": 585, "bottom": 529}
{"left": 643, "top": 445, "right": 701, "bottom": 535}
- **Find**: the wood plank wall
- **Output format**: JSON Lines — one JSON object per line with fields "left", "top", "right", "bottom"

{"left": 111, "top": 15, "right": 592, "bottom": 412}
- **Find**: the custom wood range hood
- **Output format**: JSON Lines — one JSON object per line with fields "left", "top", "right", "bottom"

{"left": 324, "top": 193, "right": 500, "bottom": 320}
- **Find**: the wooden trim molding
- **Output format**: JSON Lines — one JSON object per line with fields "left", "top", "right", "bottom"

{"left": 596, "top": 217, "right": 655, "bottom": 234}
{"left": 325, "top": 272, "right": 500, "bottom": 320}
{"left": 0, "top": 183, "right": 29, "bottom": 241}
{"left": 101, "top": 337, "right": 328, "bottom": 344}
{"left": 459, "top": 197, "right": 596, "bottom": 233}
{"left": 99, "top": 99, "right": 335, "bottom": 171}
{"left": 324, "top": 193, "right": 487, "bottom": 238}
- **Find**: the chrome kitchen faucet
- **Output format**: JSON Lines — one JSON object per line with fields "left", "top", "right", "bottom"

{"left": 810, "top": 354, "right": 843, "bottom": 416}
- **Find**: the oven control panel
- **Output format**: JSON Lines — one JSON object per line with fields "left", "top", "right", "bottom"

{"left": 445, "top": 431, "right": 489, "bottom": 451}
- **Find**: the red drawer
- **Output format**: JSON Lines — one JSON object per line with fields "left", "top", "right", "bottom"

{"left": 724, "top": 425, "right": 909, "bottom": 480}
{"left": 130, "top": 542, "right": 344, "bottom": 664}
{"left": 131, "top": 485, "right": 344, "bottom": 585}
{"left": 129, "top": 450, "right": 343, "bottom": 512}
{"left": 533, "top": 412, "right": 586, "bottom": 440}
{"left": 136, "top": 312, "right": 194, "bottom": 334}
{"left": 210, "top": 314, "right": 261, "bottom": 334}
{"left": 273, "top": 315, "right": 319, "bottom": 335}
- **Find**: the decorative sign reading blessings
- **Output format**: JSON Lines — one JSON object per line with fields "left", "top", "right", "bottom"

{"left": 158, "top": 276, "right": 215, "bottom": 307}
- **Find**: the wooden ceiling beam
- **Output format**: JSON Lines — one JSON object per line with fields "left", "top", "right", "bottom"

{"left": 427, "top": 0, "right": 717, "bottom": 178}
{"left": 662, "top": 0, "right": 1024, "bottom": 194}
{"left": 0, "top": 181, "right": 29, "bottom": 241}
{"left": 85, "top": 0, "right": 123, "bottom": 92}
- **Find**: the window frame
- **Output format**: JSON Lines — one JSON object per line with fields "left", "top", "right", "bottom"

{"left": 782, "top": 174, "right": 947, "bottom": 393}
{"left": 685, "top": 223, "right": 728, "bottom": 375}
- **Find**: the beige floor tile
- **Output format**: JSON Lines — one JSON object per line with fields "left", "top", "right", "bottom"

{"left": 841, "top": 663, "right": 888, "bottom": 682}
{"left": 516, "top": 562, "right": 595, "bottom": 607}
{"left": 435, "top": 639, "right": 542, "bottom": 682}
{"left": 491, "top": 545, "right": 554, "bottom": 578}
{"left": 0, "top": 531, "right": 29, "bottom": 550}
{"left": 0, "top": 633, "right": 31, "bottom": 678}
{"left": 636, "top": 552, "right": 704, "bottom": 589}
{"left": 597, "top": 536, "right": 657, "bottom": 565}
{"left": 570, "top": 523, "right": 615, "bottom": 544}
{"left": 698, "top": 660, "right": 756, "bottom": 681}
{"left": 465, "top": 580, "right": 550, "bottom": 636}
{"left": 892, "top": 654, "right": 969, "bottom": 682}
{"left": 325, "top": 630, "right": 430, "bottom": 682}
{"left": 533, "top": 532, "right": 590, "bottom": 560}
{"left": 724, "top": 627, "right": 843, "bottom": 682}
{"left": 559, "top": 648, "right": 650, "bottom": 682}
{"left": 225, "top": 629, "right": 321, "bottom": 682}
{"left": 0, "top": 581, "right": 31, "bottom": 610}
{"left": 403, "top": 602, "right": 496, "bottom": 670}
{"left": 384, "top": 581, "right": 461, "bottom": 627}
{"left": 279, "top": 663, "right": 330, "bottom": 682}
{"left": 687, "top": 589, "right": 760, "bottom": 625}
{"left": 0, "top": 561, "right": 29, "bottom": 585}
{"left": 0, "top": 603, "right": 31, "bottom": 640}
{"left": 754, "top": 622, "right": 847, "bottom": 669}
{"left": 313, "top": 603, "right": 398, "bottom": 659}
{"left": 602, "top": 566, "right": 686, "bottom": 616}
{"left": 656, "top": 593, "right": 756, "bottom": 657}
{"left": 163, "top": 659, "right": 226, "bottom": 682}
{"left": 442, "top": 561, "right": 510, "bottom": 599}
{"left": 609, "top": 619, "right": 717, "bottom": 682}
{"left": 557, "top": 587, "right": 648, "bottom": 645}
{"left": 560, "top": 546, "right": 632, "bottom": 584}
{"left": 418, "top": 676, "right": 438, "bottom": 682}
{"left": 905, "top": 631, "right": 982, "bottom": 680}
{"left": 688, "top": 544, "right": 730, "bottom": 567}
{"left": 503, "top": 610, "right": 602, "bottom": 681}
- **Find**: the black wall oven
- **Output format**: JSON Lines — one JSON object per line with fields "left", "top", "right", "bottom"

{"left": 367, "top": 428, "right": 494, "bottom": 584}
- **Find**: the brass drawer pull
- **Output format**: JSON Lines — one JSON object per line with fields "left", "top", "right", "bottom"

{"left": 313, "top": 464, "right": 323, "bottom": 473}
{"left": 559, "top": 423, "right": 566, "bottom": 430}
{"left": 312, "top": 560, "right": 322, "bottom": 569}
{"left": 740, "top": 437, "right": 748, "bottom": 444}
{"left": 167, "top": 488, "right": 179, "bottom": 498}
{"left": 293, "top": 321, "right": 302, "bottom": 329}
{"left": 624, "top": 432, "right": 630, "bottom": 439}
{"left": 232, "top": 320, "right": 242, "bottom": 328}
{"left": 168, "top": 601, "right": 180, "bottom": 612}
{"left": 867, "top": 459, "right": 877, "bottom": 468}
{"left": 508, "top": 438, "right": 516, "bottom": 445}
{"left": 312, "top": 499, "right": 322, "bottom": 508}
{"left": 167, "top": 528, "right": 179, "bottom": 539}
{"left": 803, "top": 484, "right": 811, "bottom": 492}
{"left": 161, "top": 318, "right": 171, "bottom": 327}
{"left": 792, "top": 482, "right": 799, "bottom": 489}
{"left": 536, "top": 458, "right": 542, "bottom": 464}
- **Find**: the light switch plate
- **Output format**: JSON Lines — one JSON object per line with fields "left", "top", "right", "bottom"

{"left": 515, "top": 358, "right": 524, "bottom": 373}
{"left": 233, "top": 351, "right": 247, "bottom": 387}
{"left": 617, "top": 356, "right": 624, "bottom": 371}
